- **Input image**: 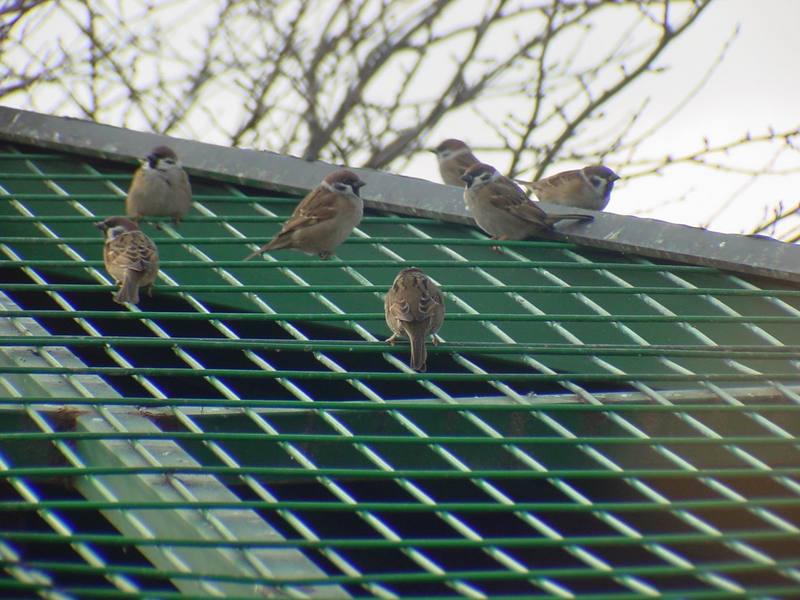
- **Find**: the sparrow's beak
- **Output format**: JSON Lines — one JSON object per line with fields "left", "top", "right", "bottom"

{"left": 146, "top": 154, "right": 158, "bottom": 168}
{"left": 611, "top": 174, "right": 621, "bottom": 182}
{"left": 94, "top": 221, "right": 107, "bottom": 231}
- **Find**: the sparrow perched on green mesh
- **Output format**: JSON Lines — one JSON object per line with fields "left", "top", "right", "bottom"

{"left": 384, "top": 267, "right": 445, "bottom": 372}
{"left": 461, "top": 163, "right": 593, "bottom": 242}
{"left": 245, "top": 169, "right": 366, "bottom": 260}
{"left": 96, "top": 216, "right": 159, "bottom": 305}
{"left": 126, "top": 145, "right": 192, "bottom": 226}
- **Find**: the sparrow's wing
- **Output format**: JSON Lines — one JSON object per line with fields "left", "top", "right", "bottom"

{"left": 390, "top": 273, "right": 442, "bottom": 323}
{"left": 108, "top": 231, "right": 158, "bottom": 272}
{"left": 487, "top": 179, "right": 549, "bottom": 224}
{"left": 388, "top": 298, "right": 413, "bottom": 323}
{"left": 530, "top": 169, "right": 584, "bottom": 196}
{"left": 415, "top": 277, "right": 443, "bottom": 322}
{"left": 276, "top": 187, "right": 344, "bottom": 235}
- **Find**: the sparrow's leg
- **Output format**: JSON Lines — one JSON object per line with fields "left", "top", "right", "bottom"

{"left": 491, "top": 235, "right": 507, "bottom": 253}
{"left": 431, "top": 335, "right": 442, "bottom": 346}
{"left": 385, "top": 334, "right": 401, "bottom": 344}
{"left": 318, "top": 251, "right": 332, "bottom": 260}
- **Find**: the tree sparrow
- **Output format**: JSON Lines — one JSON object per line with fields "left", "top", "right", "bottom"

{"left": 126, "top": 145, "right": 192, "bottom": 226}
{"left": 95, "top": 216, "right": 159, "bottom": 305}
{"left": 515, "top": 165, "right": 620, "bottom": 211}
{"left": 430, "top": 138, "right": 481, "bottom": 186}
{"left": 461, "top": 163, "right": 593, "bottom": 241}
{"left": 245, "top": 169, "right": 366, "bottom": 260}
{"left": 384, "top": 267, "right": 445, "bottom": 372}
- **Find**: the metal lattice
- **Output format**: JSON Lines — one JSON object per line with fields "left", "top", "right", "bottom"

{"left": 1, "top": 142, "right": 800, "bottom": 599}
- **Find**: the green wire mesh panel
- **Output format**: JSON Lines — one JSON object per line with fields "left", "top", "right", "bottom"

{"left": 1, "top": 142, "right": 800, "bottom": 598}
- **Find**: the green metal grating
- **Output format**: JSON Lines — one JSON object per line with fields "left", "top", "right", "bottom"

{"left": 0, "top": 140, "right": 799, "bottom": 599}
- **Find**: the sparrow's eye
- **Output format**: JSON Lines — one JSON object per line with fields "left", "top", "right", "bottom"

{"left": 334, "top": 182, "right": 349, "bottom": 192}
{"left": 162, "top": 158, "right": 176, "bottom": 165}
{"left": 590, "top": 175, "right": 605, "bottom": 189}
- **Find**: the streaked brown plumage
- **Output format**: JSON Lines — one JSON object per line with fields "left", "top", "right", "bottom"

{"left": 384, "top": 267, "right": 445, "bottom": 372}
{"left": 430, "top": 139, "right": 481, "bottom": 186}
{"left": 515, "top": 165, "right": 620, "bottom": 211}
{"left": 245, "top": 169, "right": 365, "bottom": 260}
{"left": 461, "top": 163, "right": 593, "bottom": 242}
{"left": 126, "top": 145, "right": 192, "bottom": 226}
{"left": 96, "top": 216, "right": 159, "bottom": 305}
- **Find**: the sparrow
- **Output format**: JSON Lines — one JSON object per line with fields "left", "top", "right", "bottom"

{"left": 430, "top": 138, "right": 481, "bottom": 186}
{"left": 461, "top": 163, "right": 593, "bottom": 242}
{"left": 515, "top": 165, "right": 620, "bottom": 211}
{"left": 384, "top": 267, "right": 445, "bottom": 372}
{"left": 126, "top": 145, "right": 192, "bottom": 226}
{"left": 244, "top": 169, "right": 366, "bottom": 260}
{"left": 95, "top": 216, "right": 159, "bottom": 305}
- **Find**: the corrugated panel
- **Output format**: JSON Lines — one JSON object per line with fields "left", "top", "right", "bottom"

{"left": 1, "top": 143, "right": 799, "bottom": 598}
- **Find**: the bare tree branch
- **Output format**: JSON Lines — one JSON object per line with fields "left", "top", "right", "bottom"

{"left": 2, "top": 0, "right": 798, "bottom": 241}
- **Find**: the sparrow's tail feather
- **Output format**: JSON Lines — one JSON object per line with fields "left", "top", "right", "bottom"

{"left": 546, "top": 213, "right": 594, "bottom": 226}
{"left": 403, "top": 322, "right": 428, "bottom": 372}
{"left": 244, "top": 245, "right": 267, "bottom": 261}
{"left": 114, "top": 270, "right": 142, "bottom": 305}
{"left": 244, "top": 236, "right": 290, "bottom": 261}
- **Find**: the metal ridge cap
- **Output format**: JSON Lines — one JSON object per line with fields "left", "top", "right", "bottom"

{"left": 1, "top": 106, "right": 798, "bottom": 284}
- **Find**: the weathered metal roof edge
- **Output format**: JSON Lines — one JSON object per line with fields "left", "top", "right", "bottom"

{"left": 1, "top": 106, "right": 798, "bottom": 284}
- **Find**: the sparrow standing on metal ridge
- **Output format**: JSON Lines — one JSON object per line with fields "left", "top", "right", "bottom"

{"left": 461, "top": 163, "right": 593, "bottom": 244}
{"left": 515, "top": 165, "right": 620, "bottom": 211}
{"left": 126, "top": 145, "right": 192, "bottom": 226}
{"left": 96, "top": 216, "right": 159, "bottom": 305}
{"left": 384, "top": 267, "right": 445, "bottom": 372}
{"left": 244, "top": 169, "right": 366, "bottom": 261}
{"left": 430, "top": 138, "right": 481, "bottom": 187}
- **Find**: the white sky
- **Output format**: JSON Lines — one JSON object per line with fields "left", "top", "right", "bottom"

{"left": 617, "top": 0, "right": 800, "bottom": 236}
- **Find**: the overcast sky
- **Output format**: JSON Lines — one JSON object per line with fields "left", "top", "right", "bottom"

{"left": 403, "top": 0, "right": 800, "bottom": 238}
{"left": 617, "top": 0, "right": 800, "bottom": 237}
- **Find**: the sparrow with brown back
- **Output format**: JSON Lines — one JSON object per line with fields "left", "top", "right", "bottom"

{"left": 461, "top": 163, "right": 593, "bottom": 243}
{"left": 384, "top": 267, "right": 445, "bottom": 372}
{"left": 429, "top": 138, "right": 481, "bottom": 187}
{"left": 96, "top": 216, "right": 159, "bottom": 305}
{"left": 245, "top": 169, "right": 366, "bottom": 261}
{"left": 516, "top": 165, "right": 619, "bottom": 211}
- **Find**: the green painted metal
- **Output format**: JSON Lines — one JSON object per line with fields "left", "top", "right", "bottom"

{"left": 2, "top": 471, "right": 800, "bottom": 487}
{"left": 1, "top": 140, "right": 800, "bottom": 598}
{"left": 2, "top": 528, "right": 797, "bottom": 550}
